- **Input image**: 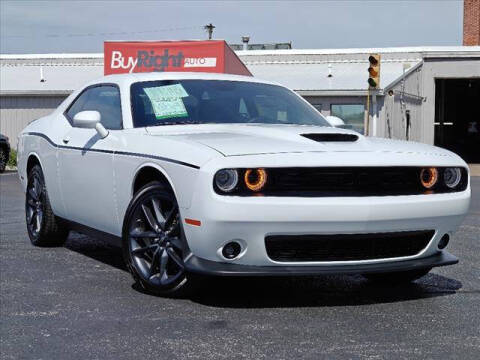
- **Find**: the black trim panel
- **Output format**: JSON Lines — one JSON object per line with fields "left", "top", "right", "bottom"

{"left": 301, "top": 133, "right": 359, "bottom": 142}
{"left": 24, "top": 132, "right": 200, "bottom": 169}
{"left": 265, "top": 230, "right": 434, "bottom": 262}
{"left": 184, "top": 251, "right": 458, "bottom": 277}
{"left": 62, "top": 218, "right": 122, "bottom": 246}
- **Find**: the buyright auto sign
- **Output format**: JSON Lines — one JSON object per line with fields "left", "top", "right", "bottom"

{"left": 104, "top": 40, "right": 251, "bottom": 76}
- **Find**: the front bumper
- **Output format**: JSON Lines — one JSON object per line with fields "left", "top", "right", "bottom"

{"left": 180, "top": 154, "right": 470, "bottom": 271}
{"left": 184, "top": 250, "right": 458, "bottom": 276}
{"left": 182, "top": 187, "right": 470, "bottom": 267}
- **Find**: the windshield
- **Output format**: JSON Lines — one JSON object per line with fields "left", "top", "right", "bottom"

{"left": 130, "top": 80, "right": 330, "bottom": 128}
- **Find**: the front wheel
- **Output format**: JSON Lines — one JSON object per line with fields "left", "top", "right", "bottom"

{"left": 364, "top": 268, "right": 431, "bottom": 284}
{"left": 122, "top": 181, "right": 199, "bottom": 297}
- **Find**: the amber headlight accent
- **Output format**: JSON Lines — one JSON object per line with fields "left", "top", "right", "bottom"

{"left": 420, "top": 167, "right": 438, "bottom": 189}
{"left": 244, "top": 168, "right": 268, "bottom": 192}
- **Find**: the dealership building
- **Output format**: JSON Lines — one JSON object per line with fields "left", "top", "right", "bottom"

{"left": 1, "top": 45, "right": 480, "bottom": 163}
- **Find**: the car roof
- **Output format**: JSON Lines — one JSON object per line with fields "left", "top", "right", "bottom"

{"left": 96, "top": 72, "right": 280, "bottom": 87}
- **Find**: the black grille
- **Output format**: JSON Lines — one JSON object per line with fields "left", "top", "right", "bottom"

{"left": 265, "top": 230, "right": 434, "bottom": 262}
{"left": 302, "top": 133, "right": 359, "bottom": 142}
{"left": 268, "top": 167, "right": 422, "bottom": 196}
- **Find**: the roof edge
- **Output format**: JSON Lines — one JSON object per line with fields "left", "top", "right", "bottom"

{"left": 0, "top": 90, "right": 72, "bottom": 96}
{"left": 2, "top": 46, "right": 480, "bottom": 60}
{"left": 0, "top": 53, "right": 104, "bottom": 60}
{"left": 383, "top": 61, "right": 425, "bottom": 91}
{"left": 296, "top": 89, "right": 379, "bottom": 97}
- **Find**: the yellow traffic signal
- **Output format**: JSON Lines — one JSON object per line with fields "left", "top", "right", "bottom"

{"left": 368, "top": 54, "right": 381, "bottom": 89}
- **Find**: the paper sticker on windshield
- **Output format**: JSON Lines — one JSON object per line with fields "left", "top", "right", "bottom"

{"left": 144, "top": 84, "right": 188, "bottom": 101}
{"left": 150, "top": 98, "right": 188, "bottom": 119}
{"left": 144, "top": 84, "right": 189, "bottom": 119}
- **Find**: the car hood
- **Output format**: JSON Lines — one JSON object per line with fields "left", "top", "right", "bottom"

{"left": 145, "top": 123, "right": 451, "bottom": 157}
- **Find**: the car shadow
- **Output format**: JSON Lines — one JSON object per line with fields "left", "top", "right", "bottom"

{"left": 80, "top": 134, "right": 102, "bottom": 155}
{"left": 189, "top": 273, "right": 462, "bottom": 308}
{"left": 65, "top": 231, "right": 127, "bottom": 271}
{"left": 64, "top": 232, "right": 462, "bottom": 308}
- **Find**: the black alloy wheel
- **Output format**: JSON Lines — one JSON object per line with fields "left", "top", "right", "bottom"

{"left": 123, "top": 181, "right": 198, "bottom": 297}
{"left": 26, "top": 172, "right": 44, "bottom": 236}
{"left": 26, "top": 164, "right": 68, "bottom": 246}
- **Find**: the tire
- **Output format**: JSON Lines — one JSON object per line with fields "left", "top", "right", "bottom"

{"left": 0, "top": 148, "right": 7, "bottom": 173}
{"left": 122, "top": 181, "right": 199, "bottom": 297}
{"left": 364, "top": 268, "right": 431, "bottom": 284}
{"left": 26, "top": 164, "right": 69, "bottom": 246}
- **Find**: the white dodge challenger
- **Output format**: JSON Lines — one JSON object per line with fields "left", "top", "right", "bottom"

{"left": 17, "top": 72, "right": 471, "bottom": 296}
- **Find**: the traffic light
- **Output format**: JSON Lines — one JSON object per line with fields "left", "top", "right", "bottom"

{"left": 368, "top": 54, "right": 381, "bottom": 89}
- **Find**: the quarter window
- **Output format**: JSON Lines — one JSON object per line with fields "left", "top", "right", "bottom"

{"left": 66, "top": 85, "right": 122, "bottom": 130}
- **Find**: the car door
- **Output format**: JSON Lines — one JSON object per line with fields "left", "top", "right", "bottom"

{"left": 58, "top": 84, "right": 123, "bottom": 235}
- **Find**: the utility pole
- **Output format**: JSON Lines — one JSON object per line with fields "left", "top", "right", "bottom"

{"left": 204, "top": 23, "right": 215, "bottom": 40}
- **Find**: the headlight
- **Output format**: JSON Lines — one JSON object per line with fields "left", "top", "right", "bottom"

{"left": 420, "top": 167, "right": 438, "bottom": 189}
{"left": 443, "top": 167, "right": 461, "bottom": 188}
{"left": 215, "top": 169, "right": 238, "bottom": 192}
{"left": 244, "top": 168, "right": 268, "bottom": 192}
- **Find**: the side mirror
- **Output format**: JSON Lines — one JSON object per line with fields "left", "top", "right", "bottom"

{"left": 326, "top": 115, "right": 345, "bottom": 128}
{"left": 72, "top": 111, "right": 109, "bottom": 138}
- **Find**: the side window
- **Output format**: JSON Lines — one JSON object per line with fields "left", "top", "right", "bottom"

{"left": 66, "top": 85, "right": 122, "bottom": 130}
{"left": 66, "top": 90, "right": 90, "bottom": 121}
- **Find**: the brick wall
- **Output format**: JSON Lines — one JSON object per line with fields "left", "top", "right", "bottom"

{"left": 464, "top": 0, "right": 480, "bottom": 45}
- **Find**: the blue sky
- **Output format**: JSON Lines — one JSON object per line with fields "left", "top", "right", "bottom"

{"left": 0, "top": 0, "right": 463, "bottom": 54}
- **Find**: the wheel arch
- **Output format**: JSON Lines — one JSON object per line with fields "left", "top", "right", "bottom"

{"left": 131, "top": 163, "right": 177, "bottom": 198}
{"left": 26, "top": 152, "right": 42, "bottom": 175}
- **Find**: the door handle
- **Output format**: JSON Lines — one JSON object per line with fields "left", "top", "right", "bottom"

{"left": 62, "top": 137, "right": 70, "bottom": 144}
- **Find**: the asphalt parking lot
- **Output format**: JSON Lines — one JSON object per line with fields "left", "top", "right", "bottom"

{"left": 1, "top": 171, "right": 479, "bottom": 360}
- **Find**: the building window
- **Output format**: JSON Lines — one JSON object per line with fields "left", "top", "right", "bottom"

{"left": 331, "top": 104, "right": 365, "bottom": 134}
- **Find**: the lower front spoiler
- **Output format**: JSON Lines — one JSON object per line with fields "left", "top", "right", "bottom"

{"left": 184, "top": 251, "right": 458, "bottom": 277}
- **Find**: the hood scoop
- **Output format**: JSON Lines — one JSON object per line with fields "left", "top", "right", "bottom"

{"left": 301, "top": 133, "right": 359, "bottom": 142}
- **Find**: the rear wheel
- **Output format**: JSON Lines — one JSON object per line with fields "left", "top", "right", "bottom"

{"left": 26, "top": 165, "right": 69, "bottom": 246}
{"left": 364, "top": 268, "right": 431, "bottom": 284}
{"left": 122, "top": 181, "right": 198, "bottom": 297}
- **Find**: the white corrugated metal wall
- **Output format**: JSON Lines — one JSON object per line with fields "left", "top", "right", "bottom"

{"left": 381, "top": 65, "right": 424, "bottom": 141}
{"left": 0, "top": 95, "right": 67, "bottom": 148}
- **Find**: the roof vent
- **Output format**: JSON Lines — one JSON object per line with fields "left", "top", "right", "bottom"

{"left": 302, "top": 133, "right": 359, "bottom": 142}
